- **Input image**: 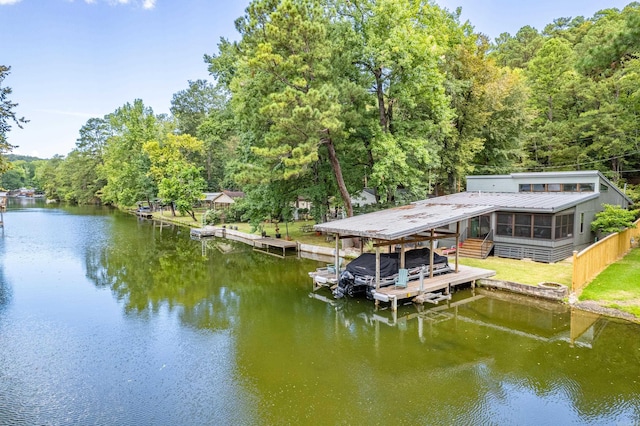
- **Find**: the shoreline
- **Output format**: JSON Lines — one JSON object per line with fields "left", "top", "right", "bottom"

{"left": 162, "top": 218, "right": 640, "bottom": 324}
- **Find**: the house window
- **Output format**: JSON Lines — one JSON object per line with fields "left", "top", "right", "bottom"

{"left": 515, "top": 214, "right": 532, "bottom": 237}
{"left": 497, "top": 213, "right": 514, "bottom": 236}
{"left": 517, "top": 183, "right": 596, "bottom": 193}
{"left": 580, "top": 212, "right": 585, "bottom": 234}
{"left": 497, "top": 213, "right": 554, "bottom": 240}
{"left": 579, "top": 183, "right": 595, "bottom": 192}
{"left": 555, "top": 213, "right": 574, "bottom": 239}
{"left": 533, "top": 215, "right": 552, "bottom": 239}
{"left": 600, "top": 183, "right": 609, "bottom": 192}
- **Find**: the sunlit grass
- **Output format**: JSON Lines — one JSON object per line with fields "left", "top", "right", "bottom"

{"left": 456, "top": 256, "right": 573, "bottom": 286}
{"left": 579, "top": 248, "right": 640, "bottom": 317}
{"left": 148, "top": 210, "right": 337, "bottom": 246}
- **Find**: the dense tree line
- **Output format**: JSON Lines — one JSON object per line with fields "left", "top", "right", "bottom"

{"left": 0, "top": 66, "right": 28, "bottom": 175}
{"left": 2, "top": 1, "right": 640, "bottom": 223}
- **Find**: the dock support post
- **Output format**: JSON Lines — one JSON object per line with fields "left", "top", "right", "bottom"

{"left": 455, "top": 221, "right": 460, "bottom": 273}
{"left": 334, "top": 234, "right": 340, "bottom": 282}
{"left": 375, "top": 245, "right": 380, "bottom": 290}
{"left": 429, "top": 229, "right": 435, "bottom": 279}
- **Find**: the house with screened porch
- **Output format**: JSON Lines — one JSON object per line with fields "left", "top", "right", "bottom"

{"left": 430, "top": 171, "right": 632, "bottom": 263}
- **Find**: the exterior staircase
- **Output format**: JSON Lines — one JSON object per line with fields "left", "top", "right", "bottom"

{"left": 458, "top": 238, "right": 493, "bottom": 259}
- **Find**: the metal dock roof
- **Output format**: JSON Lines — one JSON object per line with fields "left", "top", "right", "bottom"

{"left": 314, "top": 202, "right": 496, "bottom": 240}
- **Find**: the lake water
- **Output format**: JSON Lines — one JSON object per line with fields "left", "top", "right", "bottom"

{"left": 1, "top": 200, "right": 639, "bottom": 425}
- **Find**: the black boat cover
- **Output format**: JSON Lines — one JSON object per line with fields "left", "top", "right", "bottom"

{"left": 344, "top": 248, "right": 447, "bottom": 278}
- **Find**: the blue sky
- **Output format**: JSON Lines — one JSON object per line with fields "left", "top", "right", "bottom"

{"left": 0, "top": 0, "right": 633, "bottom": 159}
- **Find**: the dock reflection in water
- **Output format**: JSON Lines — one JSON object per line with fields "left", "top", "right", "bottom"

{"left": 309, "top": 289, "right": 603, "bottom": 348}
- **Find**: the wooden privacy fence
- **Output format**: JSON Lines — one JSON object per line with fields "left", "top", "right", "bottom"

{"left": 572, "top": 219, "right": 640, "bottom": 292}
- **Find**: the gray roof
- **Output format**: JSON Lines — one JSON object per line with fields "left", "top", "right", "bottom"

{"left": 314, "top": 202, "right": 496, "bottom": 240}
{"left": 203, "top": 192, "right": 225, "bottom": 202}
{"left": 417, "top": 191, "right": 599, "bottom": 212}
{"left": 314, "top": 191, "right": 599, "bottom": 240}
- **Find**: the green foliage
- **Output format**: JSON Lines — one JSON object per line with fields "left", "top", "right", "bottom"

{"left": 101, "top": 100, "right": 160, "bottom": 206}
{"left": 144, "top": 133, "right": 206, "bottom": 221}
{"left": 170, "top": 79, "right": 227, "bottom": 137}
{"left": 491, "top": 26, "right": 544, "bottom": 69}
{"left": 623, "top": 184, "right": 640, "bottom": 204}
{"left": 0, "top": 159, "right": 36, "bottom": 189}
{"left": 343, "top": 0, "right": 455, "bottom": 197}
{"left": 212, "top": 0, "right": 358, "bottom": 216}
{"left": 441, "top": 32, "right": 530, "bottom": 189}
{"left": 33, "top": 156, "right": 64, "bottom": 200}
{"left": 202, "top": 209, "right": 222, "bottom": 225}
{"left": 0, "top": 65, "right": 29, "bottom": 174}
{"left": 591, "top": 204, "right": 639, "bottom": 234}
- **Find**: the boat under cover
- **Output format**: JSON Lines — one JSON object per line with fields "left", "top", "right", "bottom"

{"left": 333, "top": 248, "right": 450, "bottom": 299}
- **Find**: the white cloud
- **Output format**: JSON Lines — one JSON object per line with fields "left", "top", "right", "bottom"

{"left": 60, "top": 0, "right": 155, "bottom": 9}
{"left": 105, "top": 0, "right": 155, "bottom": 9}
{"left": 0, "top": 0, "right": 22, "bottom": 5}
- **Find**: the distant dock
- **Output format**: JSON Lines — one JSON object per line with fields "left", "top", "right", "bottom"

{"left": 191, "top": 226, "right": 300, "bottom": 258}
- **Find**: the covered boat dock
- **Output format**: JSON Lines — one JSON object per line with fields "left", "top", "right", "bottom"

{"left": 312, "top": 201, "right": 497, "bottom": 310}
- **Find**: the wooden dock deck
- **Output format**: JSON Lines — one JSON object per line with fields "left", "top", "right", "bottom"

{"left": 190, "top": 226, "right": 220, "bottom": 238}
{"left": 309, "top": 268, "right": 340, "bottom": 291}
{"left": 309, "top": 264, "right": 496, "bottom": 311}
{"left": 191, "top": 226, "right": 300, "bottom": 258}
{"left": 371, "top": 265, "right": 495, "bottom": 311}
{"left": 253, "top": 237, "right": 299, "bottom": 258}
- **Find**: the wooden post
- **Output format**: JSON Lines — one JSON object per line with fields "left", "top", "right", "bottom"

{"left": 455, "top": 221, "right": 460, "bottom": 273}
{"left": 571, "top": 250, "right": 578, "bottom": 292}
{"left": 400, "top": 242, "right": 405, "bottom": 269}
{"left": 429, "top": 229, "right": 435, "bottom": 279}
{"left": 335, "top": 233, "right": 340, "bottom": 282}
{"left": 375, "top": 245, "right": 381, "bottom": 290}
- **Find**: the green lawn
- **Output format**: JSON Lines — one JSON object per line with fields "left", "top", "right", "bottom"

{"left": 148, "top": 211, "right": 336, "bottom": 246}
{"left": 579, "top": 248, "right": 640, "bottom": 317}
{"left": 457, "top": 256, "right": 573, "bottom": 286}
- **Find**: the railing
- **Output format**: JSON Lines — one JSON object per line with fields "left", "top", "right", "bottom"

{"left": 480, "top": 229, "right": 494, "bottom": 259}
{"left": 572, "top": 219, "right": 640, "bottom": 292}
